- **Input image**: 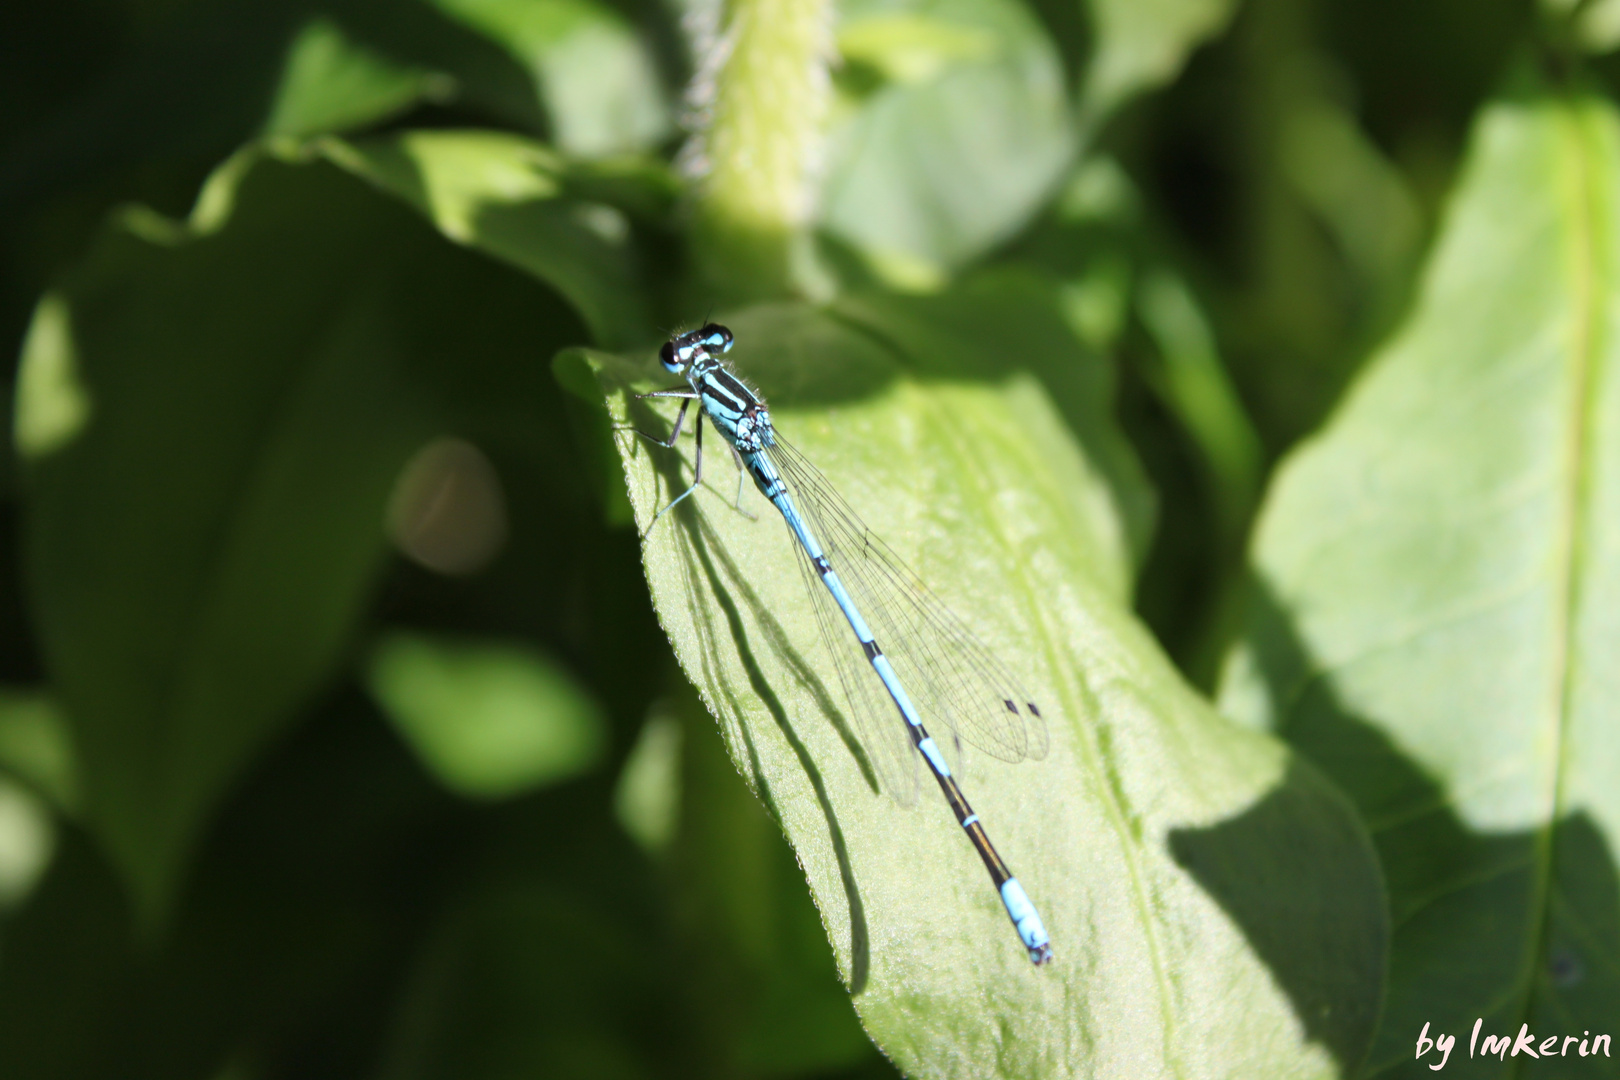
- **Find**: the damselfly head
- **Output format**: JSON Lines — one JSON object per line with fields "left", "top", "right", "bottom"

{"left": 661, "top": 323, "right": 735, "bottom": 373}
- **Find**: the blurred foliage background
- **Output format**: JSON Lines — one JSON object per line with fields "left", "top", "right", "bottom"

{"left": 2, "top": 0, "right": 1618, "bottom": 1076}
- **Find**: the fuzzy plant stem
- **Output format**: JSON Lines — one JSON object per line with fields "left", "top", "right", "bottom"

{"left": 687, "top": 0, "right": 833, "bottom": 302}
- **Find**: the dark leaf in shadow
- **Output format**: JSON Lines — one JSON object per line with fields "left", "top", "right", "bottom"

{"left": 1170, "top": 757, "right": 1386, "bottom": 1071}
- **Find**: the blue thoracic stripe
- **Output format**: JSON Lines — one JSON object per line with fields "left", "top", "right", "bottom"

{"left": 642, "top": 323, "right": 1053, "bottom": 966}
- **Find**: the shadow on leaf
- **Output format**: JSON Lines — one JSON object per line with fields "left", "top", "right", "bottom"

{"left": 1227, "top": 581, "right": 1620, "bottom": 1079}
{"left": 622, "top": 408, "right": 881, "bottom": 992}
{"left": 1169, "top": 757, "right": 1387, "bottom": 1071}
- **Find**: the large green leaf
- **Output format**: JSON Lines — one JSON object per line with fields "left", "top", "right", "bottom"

{"left": 0, "top": 0, "right": 543, "bottom": 211}
{"left": 821, "top": 0, "right": 1074, "bottom": 281}
{"left": 428, "top": 0, "right": 673, "bottom": 157}
{"left": 1219, "top": 91, "right": 1620, "bottom": 1076}
{"left": 1078, "top": 0, "right": 1239, "bottom": 130}
{"left": 12, "top": 155, "right": 469, "bottom": 925}
{"left": 320, "top": 129, "right": 651, "bottom": 347}
{"left": 562, "top": 296, "right": 1386, "bottom": 1076}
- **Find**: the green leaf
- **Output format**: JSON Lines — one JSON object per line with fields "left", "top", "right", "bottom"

{"left": 0, "top": 775, "right": 56, "bottom": 911}
{"left": 263, "top": 15, "right": 454, "bottom": 140}
{"left": 0, "top": 0, "right": 544, "bottom": 209}
{"left": 1219, "top": 91, "right": 1620, "bottom": 1075}
{"left": 1546, "top": 0, "right": 1620, "bottom": 54}
{"left": 428, "top": 0, "right": 673, "bottom": 156}
{"left": 1577, "top": 0, "right": 1620, "bottom": 52}
{"left": 13, "top": 154, "right": 447, "bottom": 926}
{"left": 575, "top": 297, "right": 1386, "bottom": 1076}
{"left": 1079, "top": 0, "right": 1239, "bottom": 130}
{"left": 821, "top": 0, "right": 1074, "bottom": 279}
{"left": 640, "top": 682, "right": 879, "bottom": 1075}
{"left": 12, "top": 293, "right": 92, "bottom": 465}
{"left": 365, "top": 630, "right": 607, "bottom": 799}
{"left": 829, "top": 267, "right": 1156, "bottom": 582}
{"left": 1134, "top": 267, "right": 1262, "bottom": 556}
{"left": 321, "top": 129, "right": 650, "bottom": 346}
{"left": 614, "top": 706, "right": 684, "bottom": 854}
{"left": 0, "top": 688, "right": 77, "bottom": 813}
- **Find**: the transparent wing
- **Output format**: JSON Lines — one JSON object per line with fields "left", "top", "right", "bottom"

{"left": 768, "top": 436, "right": 1049, "bottom": 774}
{"left": 790, "top": 528, "right": 920, "bottom": 806}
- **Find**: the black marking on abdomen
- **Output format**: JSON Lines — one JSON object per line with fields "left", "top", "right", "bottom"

{"left": 929, "top": 767, "right": 1011, "bottom": 886}
{"left": 862, "top": 639, "right": 881, "bottom": 661}
{"left": 813, "top": 555, "right": 832, "bottom": 577}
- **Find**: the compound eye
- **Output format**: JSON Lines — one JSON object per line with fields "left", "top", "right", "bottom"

{"left": 706, "top": 324, "right": 734, "bottom": 352}
{"left": 658, "top": 341, "right": 679, "bottom": 371}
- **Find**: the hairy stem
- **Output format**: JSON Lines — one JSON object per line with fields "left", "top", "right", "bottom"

{"left": 688, "top": 0, "right": 832, "bottom": 302}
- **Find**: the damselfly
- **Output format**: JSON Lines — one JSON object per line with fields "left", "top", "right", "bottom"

{"left": 629, "top": 323, "right": 1052, "bottom": 965}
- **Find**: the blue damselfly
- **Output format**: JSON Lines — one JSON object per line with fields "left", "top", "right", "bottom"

{"left": 630, "top": 323, "right": 1052, "bottom": 965}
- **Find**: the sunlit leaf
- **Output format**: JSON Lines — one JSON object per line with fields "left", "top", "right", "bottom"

{"left": 821, "top": 0, "right": 1073, "bottom": 277}
{"left": 366, "top": 630, "right": 607, "bottom": 800}
{"left": 615, "top": 705, "right": 683, "bottom": 854}
{"left": 430, "top": 0, "right": 672, "bottom": 156}
{"left": 829, "top": 267, "right": 1156, "bottom": 581}
{"left": 1134, "top": 267, "right": 1261, "bottom": 553}
{"left": 1547, "top": 0, "right": 1620, "bottom": 53}
{"left": 11, "top": 295, "right": 91, "bottom": 462}
{"left": 0, "top": 688, "right": 76, "bottom": 813}
{"left": 1079, "top": 0, "right": 1239, "bottom": 129}
{"left": 264, "top": 16, "right": 453, "bottom": 139}
{"left": 321, "top": 129, "right": 650, "bottom": 346}
{"left": 563, "top": 295, "right": 1385, "bottom": 1077}
{"left": 1220, "top": 91, "right": 1620, "bottom": 1075}
{"left": 0, "top": 778, "right": 54, "bottom": 911}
